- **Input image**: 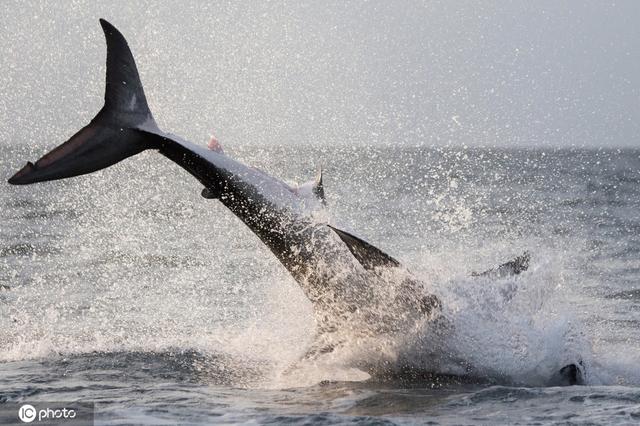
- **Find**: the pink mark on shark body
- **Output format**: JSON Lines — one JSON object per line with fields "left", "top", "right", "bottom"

{"left": 207, "top": 134, "right": 224, "bottom": 154}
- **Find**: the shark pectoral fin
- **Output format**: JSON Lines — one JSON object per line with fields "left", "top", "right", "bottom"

{"left": 472, "top": 251, "right": 531, "bottom": 279}
{"left": 328, "top": 225, "right": 400, "bottom": 270}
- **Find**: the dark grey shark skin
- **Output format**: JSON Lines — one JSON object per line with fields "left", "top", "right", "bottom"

{"left": 8, "top": 19, "right": 582, "bottom": 385}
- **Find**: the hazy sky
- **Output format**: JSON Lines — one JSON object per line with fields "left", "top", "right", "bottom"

{"left": 2, "top": 1, "right": 639, "bottom": 148}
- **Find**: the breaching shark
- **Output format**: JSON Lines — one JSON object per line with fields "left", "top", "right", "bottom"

{"left": 8, "top": 19, "right": 583, "bottom": 385}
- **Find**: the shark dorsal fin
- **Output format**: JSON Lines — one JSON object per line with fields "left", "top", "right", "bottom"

{"left": 328, "top": 225, "right": 400, "bottom": 270}
{"left": 201, "top": 187, "right": 220, "bottom": 199}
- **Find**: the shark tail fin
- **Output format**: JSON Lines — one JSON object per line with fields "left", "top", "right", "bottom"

{"left": 8, "top": 19, "right": 162, "bottom": 185}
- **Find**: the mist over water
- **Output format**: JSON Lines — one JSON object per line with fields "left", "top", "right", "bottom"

{"left": 2, "top": 1, "right": 640, "bottom": 424}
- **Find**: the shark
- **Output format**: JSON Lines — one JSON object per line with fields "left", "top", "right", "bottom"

{"left": 7, "top": 19, "right": 583, "bottom": 385}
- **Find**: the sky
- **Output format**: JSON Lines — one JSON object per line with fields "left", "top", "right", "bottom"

{"left": 1, "top": 0, "right": 639, "bottom": 148}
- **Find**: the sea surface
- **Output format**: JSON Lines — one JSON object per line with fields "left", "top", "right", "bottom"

{"left": 1, "top": 145, "right": 639, "bottom": 425}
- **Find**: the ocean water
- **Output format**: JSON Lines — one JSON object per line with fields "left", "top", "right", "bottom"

{"left": 1, "top": 145, "right": 640, "bottom": 425}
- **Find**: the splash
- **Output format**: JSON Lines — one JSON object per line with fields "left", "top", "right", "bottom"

{"left": 2, "top": 147, "right": 639, "bottom": 390}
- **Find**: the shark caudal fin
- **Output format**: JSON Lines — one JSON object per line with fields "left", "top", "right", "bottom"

{"left": 8, "top": 19, "right": 161, "bottom": 185}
